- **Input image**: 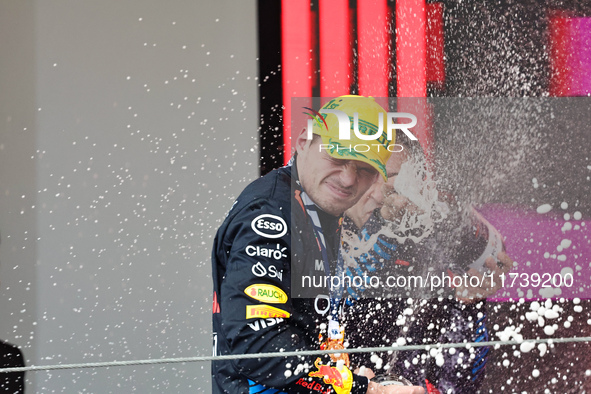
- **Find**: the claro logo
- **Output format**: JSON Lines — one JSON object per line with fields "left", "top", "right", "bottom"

{"left": 251, "top": 214, "right": 287, "bottom": 239}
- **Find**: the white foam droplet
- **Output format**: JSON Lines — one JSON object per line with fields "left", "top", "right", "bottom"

{"left": 536, "top": 204, "right": 552, "bottom": 214}
{"left": 544, "top": 309, "right": 559, "bottom": 319}
{"left": 435, "top": 354, "right": 445, "bottom": 367}
{"left": 543, "top": 325, "right": 555, "bottom": 335}
{"left": 525, "top": 311, "right": 539, "bottom": 321}
{"left": 519, "top": 341, "right": 535, "bottom": 353}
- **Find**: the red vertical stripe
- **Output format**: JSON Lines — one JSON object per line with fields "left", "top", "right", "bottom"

{"left": 396, "top": 0, "right": 427, "bottom": 97}
{"left": 548, "top": 11, "right": 571, "bottom": 96}
{"left": 282, "top": 0, "right": 313, "bottom": 164}
{"left": 319, "top": 0, "right": 351, "bottom": 96}
{"left": 396, "top": 0, "right": 432, "bottom": 165}
{"left": 358, "top": 0, "right": 390, "bottom": 97}
{"left": 426, "top": 3, "right": 445, "bottom": 86}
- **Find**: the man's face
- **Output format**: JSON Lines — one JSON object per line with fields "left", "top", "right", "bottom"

{"left": 296, "top": 135, "right": 380, "bottom": 216}
{"left": 346, "top": 150, "right": 409, "bottom": 228}
{"left": 345, "top": 177, "right": 384, "bottom": 229}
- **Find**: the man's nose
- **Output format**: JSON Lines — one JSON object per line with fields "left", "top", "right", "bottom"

{"left": 339, "top": 163, "right": 358, "bottom": 187}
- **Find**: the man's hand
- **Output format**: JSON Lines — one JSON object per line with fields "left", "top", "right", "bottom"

{"left": 455, "top": 251, "right": 515, "bottom": 303}
{"left": 367, "top": 381, "right": 425, "bottom": 394}
{"left": 356, "top": 368, "right": 425, "bottom": 394}
{"left": 354, "top": 366, "right": 375, "bottom": 381}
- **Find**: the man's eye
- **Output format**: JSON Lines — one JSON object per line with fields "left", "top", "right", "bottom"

{"left": 359, "top": 167, "right": 378, "bottom": 177}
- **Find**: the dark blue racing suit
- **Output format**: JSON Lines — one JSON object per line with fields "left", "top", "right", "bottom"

{"left": 211, "top": 160, "right": 370, "bottom": 393}
{"left": 341, "top": 212, "right": 489, "bottom": 394}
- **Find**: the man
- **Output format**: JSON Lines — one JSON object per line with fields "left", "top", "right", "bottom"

{"left": 342, "top": 138, "right": 513, "bottom": 393}
{"left": 211, "top": 96, "right": 425, "bottom": 393}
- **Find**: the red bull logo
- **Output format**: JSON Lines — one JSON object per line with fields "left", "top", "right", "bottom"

{"left": 308, "top": 358, "right": 353, "bottom": 392}
{"left": 295, "top": 377, "right": 331, "bottom": 393}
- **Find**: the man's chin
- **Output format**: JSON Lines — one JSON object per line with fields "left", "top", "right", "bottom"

{"left": 313, "top": 199, "right": 344, "bottom": 216}
{"left": 313, "top": 191, "right": 351, "bottom": 214}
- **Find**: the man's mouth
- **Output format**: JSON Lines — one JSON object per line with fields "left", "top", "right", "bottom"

{"left": 325, "top": 182, "right": 353, "bottom": 198}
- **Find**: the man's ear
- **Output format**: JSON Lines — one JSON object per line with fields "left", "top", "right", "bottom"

{"left": 294, "top": 128, "right": 312, "bottom": 154}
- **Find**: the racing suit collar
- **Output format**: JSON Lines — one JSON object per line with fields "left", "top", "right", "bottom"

{"left": 291, "top": 154, "right": 343, "bottom": 224}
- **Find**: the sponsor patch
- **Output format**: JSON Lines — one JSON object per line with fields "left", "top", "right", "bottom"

{"left": 314, "top": 294, "right": 331, "bottom": 315}
{"left": 308, "top": 358, "right": 353, "bottom": 393}
{"left": 295, "top": 378, "right": 330, "bottom": 393}
{"left": 247, "top": 317, "right": 285, "bottom": 331}
{"left": 245, "top": 244, "right": 287, "bottom": 260}
{"left": 246, "top": 304, "right": 290, "bottom": 319}
{"left": 314, "top": 259, "right": 324, "bottom": 271}
{"left": 244, "top": 284, "right": 288, "bottom": 303}
{"left": 251, "top": 214, "right": 287, "bottom": 239}
{"left": 251, "top": 262, "right": 283, "bottom": 281}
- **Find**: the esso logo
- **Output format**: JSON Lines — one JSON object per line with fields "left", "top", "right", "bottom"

{"left": 251, "top": 214, "right": 287, "bottom": 239}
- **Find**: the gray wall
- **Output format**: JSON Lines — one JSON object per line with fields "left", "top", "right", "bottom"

{"left": 0, "top": 1, "right": 259, "bottom": 392}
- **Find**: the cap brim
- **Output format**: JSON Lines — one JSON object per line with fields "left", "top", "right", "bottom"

{"left": 318, "top": 134, "right": 388, "bottom": 181}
